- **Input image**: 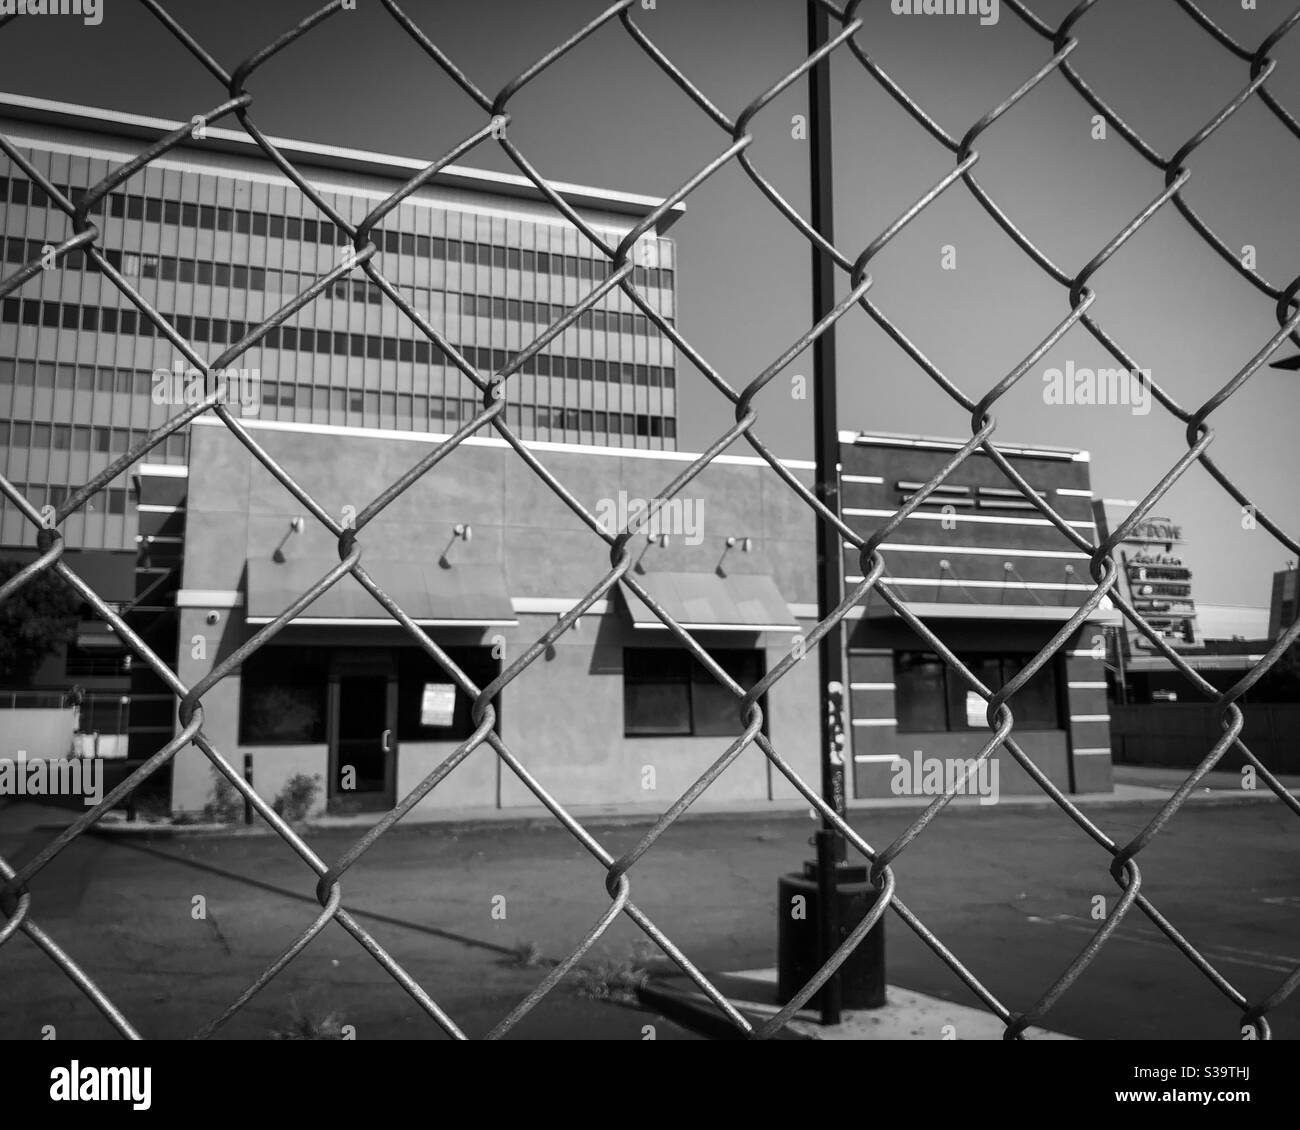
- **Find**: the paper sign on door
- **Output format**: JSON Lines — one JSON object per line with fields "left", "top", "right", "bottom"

{"left": 420, "top": 683, "right": 457, "bottom": 727}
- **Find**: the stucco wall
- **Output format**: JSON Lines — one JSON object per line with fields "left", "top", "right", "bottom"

{"left": 172, "top": 421, "right": 822, "bottom": 816}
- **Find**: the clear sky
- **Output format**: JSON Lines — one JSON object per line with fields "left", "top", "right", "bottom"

{"left": 2, "top": 0, "right": 1298, "bottom": 611}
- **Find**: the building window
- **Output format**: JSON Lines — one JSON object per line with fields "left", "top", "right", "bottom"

{"left": 238, "top": 647, "right": 328, "bottom": 744}
{"left": 623, "top": 648, "right": 765, "bottom": 737}
{"left": 397, "top": 646, "right": 499, "bottom": 742}
{"left": 894, "top": 651, "right": 1061, "bottom": 733}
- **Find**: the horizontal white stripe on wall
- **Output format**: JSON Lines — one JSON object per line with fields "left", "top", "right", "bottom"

{"left": 511, "top": 598, "right": 610, "bottom": 615}
{"left": 854, "top": 754, "right": 904, "bottom": 763}
{"left": 851, "top": 718, "right": 898, "bottom": 727}
{"left": 839, "top": 431, "right": 1086, "bottom": 462}
{"left": 246, "top": 617, "right": 518, "bottom": 627}
{"left": 844, "top": 508, "right": 1095, "bottom": 529}
{"left": 1068, "top": 681, "right": 1109, "bottom": 689}
{"left": 176, "top": 590, "right": 243, "bottom": 608}
{"left": 1073, "top": 747, "right": 1111, "bottom": 755}
{"left": 861, "top": 541, "right": 1090, "bottom": 560}
{"left": 842, "top": 474, "right": 885, "bottom": 485}
{"left": 1055, "top": 488, "right": 1094, "bottom": 498}
{"left": 1070, "top": 715, "right": 1111, "bottom": 723}
{"left": 847, "top": 576, "right": 1094, "bottom": 591}
{"left": 192, "top": 416, "right": 815, "bottom": 470}
{"left": 850, "top": 682, "right": 896, "bottom": 691}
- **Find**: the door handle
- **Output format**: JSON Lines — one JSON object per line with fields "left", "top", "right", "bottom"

{"left": 380, "top": 728, "right": 392, "bottom": 753}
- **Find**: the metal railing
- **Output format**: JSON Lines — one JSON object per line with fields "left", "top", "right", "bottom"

{"left": 2, "top": 0, "right": 1299, "bottom": 1040}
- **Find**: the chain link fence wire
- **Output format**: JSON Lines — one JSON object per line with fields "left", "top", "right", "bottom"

{"left": 2, "top": 0, "right": 1300, "bottom": 1039}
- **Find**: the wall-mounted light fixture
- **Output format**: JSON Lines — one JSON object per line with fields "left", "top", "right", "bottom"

{"left": 716, "top": 535, "right": 753, "bottom": 577}
{"left": 634, "top": 531, "right": 669, "bottom": 574}
{"left": 439, "top": 523, "right": 473, "bottom": 568}
{"left": 272, "top": 516, "right": 305, "bottom": 563}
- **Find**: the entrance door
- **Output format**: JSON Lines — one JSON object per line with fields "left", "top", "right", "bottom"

{"left": 330, "top": 666, "right": 397, "bottom": 812}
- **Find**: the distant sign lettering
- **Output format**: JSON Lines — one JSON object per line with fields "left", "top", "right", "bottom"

{"left": 1110, "top": 512, "right": 1198, "bottom": 650}
{"left": 420, "top": 684, "right": 456, "bottom": 728}
{"left": 1132, "top": 519, "right": 1183, "bottom": 543}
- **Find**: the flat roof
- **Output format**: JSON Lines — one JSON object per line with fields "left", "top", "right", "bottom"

{"left": 0, "top": 91, "right": 684, "bottom": 234}
{"left": 842, "top": 430, "right": 1089, "bottom": 463}
{"left": 187, "top": 416, "right": 816, "bottom": 471}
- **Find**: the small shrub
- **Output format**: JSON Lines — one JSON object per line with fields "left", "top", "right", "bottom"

{"left": 570, "top": 941, "right": 658, "bottom": 1004}
{"left": 201, "top": 772, "right": 243, "bottom": 824}
{"left": 271, "top": 1001, "right": 347, "bottom": 1040}
{"left": 272, "top": 773, "right": 321, "bottom": 824}
{"left": 127, "top": 789, "right": 172, "bottom": 823}
{"left": 499, "top": 940, "right": 546, "bottom": 969}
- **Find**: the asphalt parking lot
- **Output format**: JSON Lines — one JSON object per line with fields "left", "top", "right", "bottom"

{"left": 0, "top": 794, "right": 1296, "bottom": 1039}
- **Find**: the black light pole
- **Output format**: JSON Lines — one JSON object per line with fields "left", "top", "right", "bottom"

{"left": 807, "top": 0, "right": 848, "bottom": 1026}
{"left": 776, "top": 0, "right": 884, "bottom": 1030}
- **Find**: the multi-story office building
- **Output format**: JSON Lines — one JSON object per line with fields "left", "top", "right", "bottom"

{"left": 0, "top": 92, "right": 682, "bottom": 557}
{"left": 0, "top": 92, "right": 681, "bottom": 772}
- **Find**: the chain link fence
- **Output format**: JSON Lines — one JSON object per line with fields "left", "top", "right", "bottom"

{"left": 2, "top": 0, "right": 1299, "bottom": 1040}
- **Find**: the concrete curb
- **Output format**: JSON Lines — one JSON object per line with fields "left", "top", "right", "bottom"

{"left": 638, "top": 968, "right": 1075, "bottom": 1041}
{"left": 75, "top": 781, "right": 1295, "bottom": 840}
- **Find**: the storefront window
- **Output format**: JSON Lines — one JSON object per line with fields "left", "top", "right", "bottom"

{"left": 624, "top": 648, "right": 765, "bottom": 737}
{"left": 397, "top": 646, "right": 498, "bottom": 742}
{"left": 238, "top": 647, "right": 328, "bottom": 744}
{"left": 895, "top": 651, "right": 1060, "bottom": 732}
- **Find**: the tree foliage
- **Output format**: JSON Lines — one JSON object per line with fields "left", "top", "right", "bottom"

{"left": 0, "top": 559, "right": 83, "bottom": 686}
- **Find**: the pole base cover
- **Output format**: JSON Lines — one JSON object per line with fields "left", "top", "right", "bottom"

{"left": 777, "top": 869, "right": 886, "bottom": 1012}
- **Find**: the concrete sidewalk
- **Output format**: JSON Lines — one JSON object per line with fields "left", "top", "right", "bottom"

{"left": 5, "top": 760, "right": 1292, "bottom": 843}
{"left": 63, "top": 762, "right": 1294, "bottom": 839}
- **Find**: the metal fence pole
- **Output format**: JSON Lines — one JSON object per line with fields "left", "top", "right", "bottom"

{"left": 807, "top": 0, "right": 848, "bottom": 1027}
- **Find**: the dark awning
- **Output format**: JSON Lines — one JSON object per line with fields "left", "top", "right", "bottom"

{"left": 620, "top": 571, "right": 799, "bottom": 633}
{"left": 246, "top": 556, "right": 516, "bottom": 626}
{"left": 4, "top": 548, "right": 136, "bottom": 604}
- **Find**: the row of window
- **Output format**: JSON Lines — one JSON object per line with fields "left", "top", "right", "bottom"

{"left": 3, "top": 240, "right": 672, "bottom": 333}
{"left": 250, "top": 384, "right": 672, "bottom": 438}
{"left": 457, "top": 291, "right": 667, "bottom": 337}
{"left": 0, "top": 360, "right": 676, "bottom": 444}
{"left": 237, "top": 646, "right": 762, "bottom": 746}
{"left": 0, "top": 299, "right": 678, "bottom": 389}
{"left": 0, "top": 175, "right": 676, "bottom": 290}
{"left": 0, "top": 478, "right": 138, "bottom": 516}
{"left": 0, "top": 420, "right": 173, "bottom": 456}
{"left": 893, "top": 651, "right": 1061, "bottom": 733}
{"left": 2, "top": 360, "right": 155, "bottom": 395}
{"left": 0, "top": 387, "right": 671, "bottom": 447}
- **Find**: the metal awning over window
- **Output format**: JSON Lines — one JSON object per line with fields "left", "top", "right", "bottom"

{"left": 75, "top": 622, "right": 127, "bottom": 650}
{"left": 245, "top": 557, "right": 517, "bottom": 627}
{"left": 1126, "top": 653, "right": 1265, "bottom": 672}
{"left": 620, "top": 571, "right": 799, "bottom": 633}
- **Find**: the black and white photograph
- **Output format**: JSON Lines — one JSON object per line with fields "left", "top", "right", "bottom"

{"left": 0, "top": 0, "right": 1297, "bottom": 1099}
